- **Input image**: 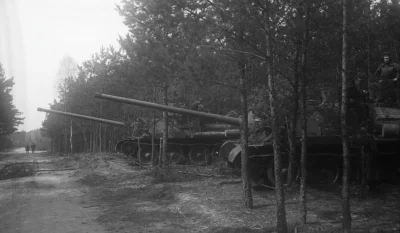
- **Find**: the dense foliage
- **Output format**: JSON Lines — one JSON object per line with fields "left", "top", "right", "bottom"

{"left": 40, "top": 0, "right": 400, "bottom": 154}
{"left": 0, "top": 135, "right": 13, "bottom": 150}
{"left": 0, "top": 63, "right": 23, "bottom": 137}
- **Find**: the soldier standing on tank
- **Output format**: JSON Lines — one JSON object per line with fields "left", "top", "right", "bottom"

{"left": 373, "top": 52, "right": 400, "bottom": 106}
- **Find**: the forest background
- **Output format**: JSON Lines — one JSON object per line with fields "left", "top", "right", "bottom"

{"left": 1, "top": 0, "right": 400, "bottom": 154}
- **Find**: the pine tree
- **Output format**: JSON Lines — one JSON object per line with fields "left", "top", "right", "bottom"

{"left": 0, "top": 63, "right": 23, "bottom": 136}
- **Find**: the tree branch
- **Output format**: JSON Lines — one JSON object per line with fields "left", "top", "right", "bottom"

{"left": 199, "top": 45, "right": 267, "bottom": 60}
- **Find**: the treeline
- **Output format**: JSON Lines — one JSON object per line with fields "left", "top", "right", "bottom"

{"left": 8, "top": 130, "right": 50, "bottom": 151}
{"left": 41, "top": 0, "right": 400, "bottom": 154}
{"left": 0, "top": 135, "right": 13, "bottom": 150}
{"left": 0, "top": 63, "right": 23, "bottom": 145}
{"left": 0, "top": 130, "right": 51, "bottom": 151}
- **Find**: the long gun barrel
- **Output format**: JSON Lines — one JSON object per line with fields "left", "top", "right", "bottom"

{"left": 37, "top": 107, "right": 126, "bottom": 127}
{"left": 94, "top": 93, "right": 241, "bottom": 126}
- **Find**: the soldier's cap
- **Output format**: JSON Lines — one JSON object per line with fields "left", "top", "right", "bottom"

{"left": 383, "top": 52, "right": 390, "bottom": 57}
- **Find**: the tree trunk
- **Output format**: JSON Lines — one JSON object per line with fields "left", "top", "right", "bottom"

{"left": 104, "top": 125, "right": 107, "bottom": 152}
{"left": 58, "top": 136, "right": 61, "bottom": 153}
{"left": 93, "top": 123, "right": 95, "bottom": 152}
{"left": 70, "top": 120, "right": 73, "bottom": 153}
{"left": 162, "top": 81, "right": 169, "bottom": 167}
{"left": 64, "top": 90, "right": 67, "bottom": 154}
{"left": 239, "top": 62, "right": 253, "bottom": 209}
{"left": 152, "top": 86, "right": 156, "bottom": 166}
{"left": 237, "top": 2, "right": 253, "bottom": 209}
{"left": 93, "top": 123, "right": 97, "bottom": 152}
{"left": 83, "top": 126, "right": 87, "bottom": 152}
{"left": 299, "top": 1, "right": 310, "bottom": 224}
{"left": 138, "top": 137, "right": 142, "bottom": 169}
{"left": 158, "top": 137, "right": 163, "bottom": 168}
{"left": 90, "top": 123, "right": 93, "bottom": 152}
{"left": 264, "top": 4, "right": 287, "bottom": 233}
{"left": 99, "top": 88, "right": 103, "bottom": 152}
{"left": 51, "top": 137, "right": 54, "bottom": 152}
{"left": 287, "top": 43, "right": 301, "bottom": 186}
{"left": 94, "top": 124, "right": 97, "bottom": 153}
{"left": 341, "top": 0, "right": 352, "bottom": 231}
{"left": 93, "top": 124, "right": 96, "bottom": 153}
{"left": 99, "top": 121, "right": 102, "bottom": 152}
{"left": 367, "top": 0, "right": 372, "bottom": 97}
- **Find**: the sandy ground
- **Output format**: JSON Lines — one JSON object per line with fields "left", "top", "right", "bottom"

{"left": 0, "top": 150, "right": 105, "bottom": 233}
{"left": 0, "top": 150, "right": 399, "bottom": 233}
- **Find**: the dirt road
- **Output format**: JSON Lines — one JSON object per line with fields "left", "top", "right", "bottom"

{"left": 0, "top": 150, "right": 399, "bottom": 233}
{"left": 0, "top": 150, "right": 105, "bottom": 233}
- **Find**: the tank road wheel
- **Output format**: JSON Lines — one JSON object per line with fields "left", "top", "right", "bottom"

{"left": 219, "top": 141, "right": 237, "bottom": 161}
{"left": 249, "top": 157, "right": 270, "bottom": 187}
{"left": 121, "top": 141, "right": 137, "bottom": 157}
{"left": 166, "top": 146, "right": 184, "bottom": 165}
{"left": 138, "top": 145, "right": 159, "bottom": 165}
{"left": 115, "top": 141, "right": 125, "bottom": 153}
{"left": 267, "top": 160, "right": 289, "bottom": 186}
{"left": 307, "top": 158, "right": 340, "bottom": 185}
{"left": 209, "top": 147, "right": 218, "bottom": 165}
{"left": 188, "top": 146, "right": 211, "bottom": 166}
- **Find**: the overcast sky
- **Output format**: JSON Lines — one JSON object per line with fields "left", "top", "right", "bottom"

{"left": 0, "top": 0, "right": 129, "bottom": 131}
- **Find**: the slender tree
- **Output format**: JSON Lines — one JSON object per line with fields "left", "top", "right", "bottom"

{"left": 299, "top": 0, "right": 310, "bottom": 224}
{"left": 162, "top": 81, "right": 169, "bottom": 168}
{"left": 70, "top": 120, "right": 73, "bottom": 153}
{"left": 239, "top": 56, "right": 253, "bottom": 209}
{"left": 237, "top": 1, "right": 253, "bottom": 209}
{"left": 56, "top": 55, "right": 78, "bottom": 153}
{"left": 287, "top": 44, "right": 300, "bottom": 186}
{"left": 264, "top": 1, "right": 288, "bottom": 232}
{"left": 152, "top": 86, "right": 157, "bottom": 166}
{"left": 341, "top": 0, "right": 352, "bottom": 231}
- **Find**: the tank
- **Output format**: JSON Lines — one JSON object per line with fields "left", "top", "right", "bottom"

{"left": 40, "top": 93, "right": 399, "bottom": 186}
{"left": 92, "top": 93, "right": 340, "bottom": 184}
{"left": 37, "top": 106, "right": 242, "bottom": 165}
{"left": 94, "top": 93, "right": 251, "bottom": 165}
{"left": 95, "top": 92, "right": 400, "bottom": 186}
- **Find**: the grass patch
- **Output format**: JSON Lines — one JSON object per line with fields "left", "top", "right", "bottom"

{"left": 77, "top": 173, "right": 108, "bottom": 187}
{"left": 207, "top": 226, "right": 265, "bottom": 233}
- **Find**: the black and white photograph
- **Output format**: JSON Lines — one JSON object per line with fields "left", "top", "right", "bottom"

{"left": 0, "top": 0, "right": 400, "bottom": 232}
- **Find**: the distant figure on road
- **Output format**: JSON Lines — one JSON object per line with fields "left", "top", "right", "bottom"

{"left": 25, "top": 144, "right": 30, "bottom": 154}
{"left": 31, "top": 142, "right": 36, "bottom": 154}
